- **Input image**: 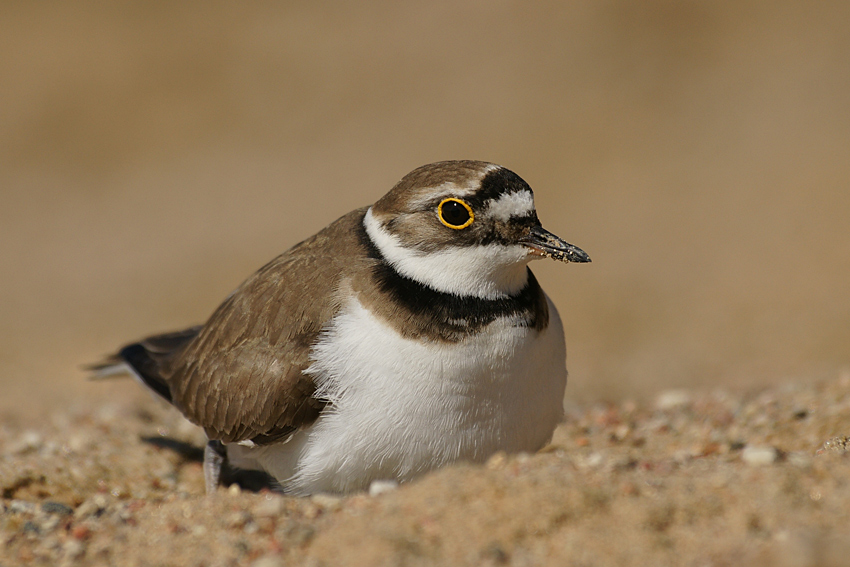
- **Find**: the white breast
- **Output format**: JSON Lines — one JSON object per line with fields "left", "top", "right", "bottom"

{"left": 228, "top": 294, "right": 567, "bottom": 495}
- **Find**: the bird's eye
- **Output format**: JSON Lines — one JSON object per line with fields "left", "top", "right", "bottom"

{"left": 437, "top": 198, "right": 474, "bottom": 229}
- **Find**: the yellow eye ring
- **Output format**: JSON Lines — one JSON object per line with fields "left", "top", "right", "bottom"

{"left": 437, "top": 198, "right": 474, "bottom": 229}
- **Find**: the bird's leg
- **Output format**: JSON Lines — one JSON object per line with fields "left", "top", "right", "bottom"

{"left": 203, "top": 440, "right": 227, "bottom": 495}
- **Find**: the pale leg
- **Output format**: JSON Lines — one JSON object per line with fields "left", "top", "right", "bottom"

{"left": 203, "top": 440, "right": 226, "bottom": 495}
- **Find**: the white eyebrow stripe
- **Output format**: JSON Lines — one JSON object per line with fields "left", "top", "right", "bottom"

{"left": 487, "top": 190, "right": 535, "bottom": 222}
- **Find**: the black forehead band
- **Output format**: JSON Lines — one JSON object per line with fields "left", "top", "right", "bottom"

{"left": 464, "top": 167, "right": 534, "bottom": 210}
{"left": 419, "top": 167, "right": 535, "bottom": 212}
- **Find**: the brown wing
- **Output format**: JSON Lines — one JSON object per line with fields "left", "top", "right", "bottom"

{"left": 134, "top": 207, "right": 371, "bottom": 444}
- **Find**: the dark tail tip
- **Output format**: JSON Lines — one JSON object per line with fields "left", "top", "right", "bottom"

{"left": 120, "top": 343, "right": 174, "bottom": 403}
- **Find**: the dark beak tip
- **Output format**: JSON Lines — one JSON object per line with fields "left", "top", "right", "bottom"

{"left": 523, "top": 226, "right": 590, "bottom": 264}
{"left": 564, "top": 250, "right": 591, "bottom": 264}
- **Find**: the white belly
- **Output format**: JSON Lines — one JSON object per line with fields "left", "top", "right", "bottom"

{"left": 228, "top": 295, "right": 567, "bottom": 495}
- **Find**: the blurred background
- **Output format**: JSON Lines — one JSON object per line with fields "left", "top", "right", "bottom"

{"left": 2, "top": 1, "right": 848, "bottom": 423}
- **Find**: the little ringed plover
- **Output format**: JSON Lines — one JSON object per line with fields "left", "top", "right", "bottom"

{"left": 92, "top": 160, "right": 591, "bottom": 495}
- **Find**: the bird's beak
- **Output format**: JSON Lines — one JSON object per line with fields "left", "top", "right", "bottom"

{"left": 521, "top": 226, "right": 591, "bottom": 263}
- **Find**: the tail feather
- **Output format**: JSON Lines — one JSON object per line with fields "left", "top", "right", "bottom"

{"left": 119, "top": 342, "right": 175, "bottom": 402}
{"left": 85, "top": 354, "right": 131, "bottom": 378}
{"left": 88, "top": 325, "right": 202, "bottom": 405}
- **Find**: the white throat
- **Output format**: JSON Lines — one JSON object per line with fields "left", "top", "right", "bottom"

{"left": 363, "top": 207, "right": 531, "bottom": 299}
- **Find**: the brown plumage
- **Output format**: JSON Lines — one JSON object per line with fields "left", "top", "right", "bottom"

{"left": 94, "top": 160, "right": 590, "bottom": 464}
{"left": 135, "top": 207, "right": 375, "bottom": 444}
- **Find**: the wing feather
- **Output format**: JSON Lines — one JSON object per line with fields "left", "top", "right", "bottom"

{"left": 111, "top": 207, "right": 371, "bottom": 444}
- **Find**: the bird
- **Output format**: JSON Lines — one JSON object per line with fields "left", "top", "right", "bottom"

{"left": 92, "top": 160, "right": 591, "bottom": 496}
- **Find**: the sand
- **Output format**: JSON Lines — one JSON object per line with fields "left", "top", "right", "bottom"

{"left": 2, "top": 373, "right": 849, "bottom": 567}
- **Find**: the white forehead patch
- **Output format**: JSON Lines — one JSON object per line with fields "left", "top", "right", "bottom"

{"left": 487, "top": 190, "right": 535, "bottom": 222}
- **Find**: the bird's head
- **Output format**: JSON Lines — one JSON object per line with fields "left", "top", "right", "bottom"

{"left": 364, "top": 160, "right": 590, "bottom": 299}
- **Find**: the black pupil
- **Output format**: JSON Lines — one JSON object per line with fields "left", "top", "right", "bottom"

{"left": 442, "top": 201, "right": 470, "bottom": 226}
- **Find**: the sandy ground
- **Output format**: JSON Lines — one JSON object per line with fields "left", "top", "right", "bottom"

{"left": 2, "top": 373, "right": 850, "bottom": 567}
{"left": 2, "top": 2, "right": 850, "bottom": 566}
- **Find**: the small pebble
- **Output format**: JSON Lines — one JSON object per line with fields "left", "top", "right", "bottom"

{"left": 244, "top": 521, "right": 260, "bottom": 535}
{"left": 42, "top": 514, "right": 62, "bottom": 532}
{"left": 63, "top": 539, "right": 86, "bottom": 559}
{"left": 67, "top": 433, "right": 92, "bottom": 453}
{"left": 311, "top": 493, "right": 343, "bottom": 512}
{"left": 613, "top": 424, "right": 631, "bottom": 441}
{"left": 253, "top": 496, "right": 284, "bottom": 518}
{"left": 226, "top": 511, "right": 252, "bottom": 528}
{"left": 302, "top": 503, "right": 321, "bottom": 520}
{"left": 786, "top": 452, "right": 812, "bottom": 469}
{"left": 9, "top": 431, "right": 43, "bottom": 454}
{"left": 583, "top": 452, "right": 605, "bottom": 469}
{"left": 251, "top": 554, "right": 285, "bottom": 567}
{"left": 42, "top": 501, "right": 74, "bottom": 516}
{"left": 22, "top": 520, "right": 40, "bottom": 535}
{"left": 92, "top": 494, "right": 109, "bottom": 509}
{"left": 9, "top": 500, "right": 38, "bottom": 515}
{"left": 741, "top": 446, "right": 779, "bottom": 466}
{"left": 486, "top": 451, "right": 508, "bottom": 470}
{"left": 369, "top": 480, "right": 399, "bottom": 497}
{"left": 655, "top": 390, "right": 692, "bottom": 411}
{"left": 71, "top": 525, "right": 92, "bottom": 540}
